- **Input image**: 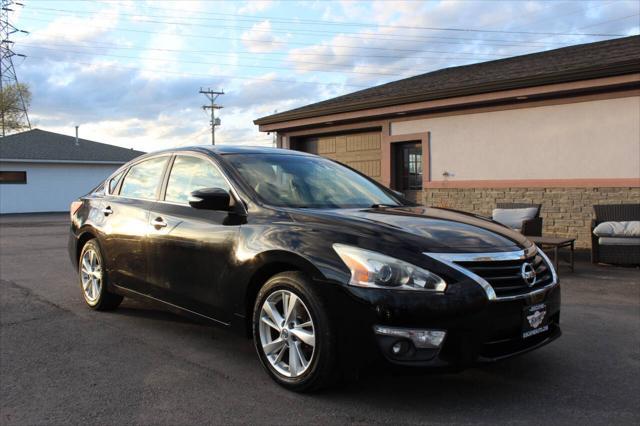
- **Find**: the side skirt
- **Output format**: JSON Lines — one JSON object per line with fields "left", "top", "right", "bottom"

{"left": 111, "top": 284, "right": 230, "bottom": 327}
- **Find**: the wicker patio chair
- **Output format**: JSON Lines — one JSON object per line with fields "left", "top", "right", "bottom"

{"left": 495, "top": 203, "right": 543, "bottom": 236}
{"left": 591, "top": 204, "right": 640, "bottom": 265}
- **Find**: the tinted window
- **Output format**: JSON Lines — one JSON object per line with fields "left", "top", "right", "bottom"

{"left": 225, "top": 154, "right": 400, "bottom": 208}
{"left": 119, "top": 157, "right": 168, "bottom": 200}
{"left": 165, "top": 155, "right": 229, "bottom": 204}
{"left": 108, "top": 170, "right": 125, "bottom": 194}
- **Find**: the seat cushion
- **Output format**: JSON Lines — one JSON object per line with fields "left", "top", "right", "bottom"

{"left": 593, "top": 221, "right": 640, "bottom": 237}
{"left": 492, "top": 207, "right": 538, "bottom": 229}
{"left": 598, "top": 237, "right": 640, "bottom": 246}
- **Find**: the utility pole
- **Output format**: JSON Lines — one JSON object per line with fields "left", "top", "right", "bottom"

{"left": 0, "top": 0, "right": 30, "bottom": 137}
{"left": 199, "top": 88, "right": 223, "bottom": 145}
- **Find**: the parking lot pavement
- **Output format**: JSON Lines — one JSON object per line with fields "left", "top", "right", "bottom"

{"left": 1, "top": 214, "right": 639, "bottom": 425}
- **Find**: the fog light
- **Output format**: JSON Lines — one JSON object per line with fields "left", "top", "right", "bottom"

{"left": 391, "top": 340, "right": 409, "bottom": 355}
{"left": 374, "top": 325, "right": 446, "bottom": 349}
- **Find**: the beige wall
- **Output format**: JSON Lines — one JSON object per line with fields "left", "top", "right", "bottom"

{"left": 391, "top": 95, "right": 640, "bottom": 181}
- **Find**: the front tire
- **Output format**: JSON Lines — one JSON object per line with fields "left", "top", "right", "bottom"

{"left": 78, "top": 239, "right": 123, "bottom": 311}
{"left": 252, "top": 272, "right": 337, "bottom": 392}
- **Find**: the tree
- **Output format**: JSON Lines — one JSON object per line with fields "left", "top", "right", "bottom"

{"left": 0, "top": 82, "right": 31, "bottom": 136}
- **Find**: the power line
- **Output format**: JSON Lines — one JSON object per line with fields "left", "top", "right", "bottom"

{"left": 578, "top": 12, "right": 640, "bottom": 29}
{"left": 17, "top": 15, "right": 508, "bottom": 57}
{"left": 19, "top": 42, "right": 492, "bottom": 77}
{"left": 19, "top": 6, "right": 638, "bottom": 60}
{"left": 528, "top": 11, "right": 640, "bottom": 43}
{"left": 25, "top": 4, "right": 628, "bottom": 37}
{"left": 25, "top": 55, "right": 370, "bottom": 89}
{"left": 17, "top": 11, "right": 637, "bottom": 89}
{"left": 22, "top": 7, "right": 583, "bottom": 48}
{"left": 19, "top": 44, "right": 405, "bottom": 77}
{"left": 16, "top": 32, "right": 513, "bottom": 61}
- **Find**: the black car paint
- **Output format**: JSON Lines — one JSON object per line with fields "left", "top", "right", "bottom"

{"left": 69, "top": 145, "right": 560, "bottom": 367}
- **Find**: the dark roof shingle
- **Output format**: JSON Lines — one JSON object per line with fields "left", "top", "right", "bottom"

{"left": 255, "top": 35, "right": 640, "bottom": 125}
{"left": 0, "top": 129, "right": 145, "bottom": 163}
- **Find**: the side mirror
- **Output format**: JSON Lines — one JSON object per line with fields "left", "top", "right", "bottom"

{"left": 188, "top": 187, "right": 231, "bottom": 211}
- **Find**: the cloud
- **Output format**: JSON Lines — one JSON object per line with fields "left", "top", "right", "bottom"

{"left": 13, "top": 0, "right": 640, "bottom": 155}
{"left": 238, "top": 1, "right": 275, "bottom": 15}
{"left": 138, "top": 24, "right": 185, "bottom": 80}
{"left": 23, "top": 63, "right": 324, "bottom": 151}
{"left": 286, "top": 0, "right": 640, "bottom": 89}
{"left": 241, "top": 20, "right": 287, "bottom": 53}
{"left": 28, "top": 9, "right": 119, "bottom": 45}
{"left": 224, "top": 73, "right": 323, "bottom": 111}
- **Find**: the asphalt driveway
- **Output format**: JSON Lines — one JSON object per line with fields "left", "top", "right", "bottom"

{"left": 1, "top": 214, "right": 639, "bottom": 425}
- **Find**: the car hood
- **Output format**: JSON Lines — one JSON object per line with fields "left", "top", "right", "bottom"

{"left": 289, "top": 206, "right": 531, "bottom": 253}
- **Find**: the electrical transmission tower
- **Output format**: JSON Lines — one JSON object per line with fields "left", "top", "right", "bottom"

{"left": 199, "top": 88, "right": 224, "bottom": 145}
{"left": 1, "top": 0, "right": 30, "bottom": 137}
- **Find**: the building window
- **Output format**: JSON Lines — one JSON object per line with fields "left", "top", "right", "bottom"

{"left": 393, "top": 142, "right": 422, "bottom": 191}
{"left": 0, "top": 171, "right": 27, "bottom": 184}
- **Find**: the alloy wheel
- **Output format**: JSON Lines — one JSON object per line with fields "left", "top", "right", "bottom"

{"left": 80, "top": 248, "right": 102, "bottom": 304}
{"left": 258, "top": 289, "right": 316, "bottom": 378}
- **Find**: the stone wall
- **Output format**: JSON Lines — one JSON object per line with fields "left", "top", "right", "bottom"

{"left": 424, "top": 187, "right": 640, "bottom": 248}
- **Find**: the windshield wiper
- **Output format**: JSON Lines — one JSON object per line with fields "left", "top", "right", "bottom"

{"left": 370, "top": 203, "right": 400, "bottom": 208}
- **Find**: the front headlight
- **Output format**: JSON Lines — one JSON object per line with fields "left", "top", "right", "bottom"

{"left": 333, "top": 244, "right": 447, "bottom": 292}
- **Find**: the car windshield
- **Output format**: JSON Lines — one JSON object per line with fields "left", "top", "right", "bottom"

{"left": 225, "top": 153, "right": 402, "bottom": 209}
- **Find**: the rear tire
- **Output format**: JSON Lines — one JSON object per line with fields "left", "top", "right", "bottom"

{"left": 252, "top": 271, "right": 337, "bottom": 392}
{"left": 78, "top": 239, "right": 123, "bottom": 311}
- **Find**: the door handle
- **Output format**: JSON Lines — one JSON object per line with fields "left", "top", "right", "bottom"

{"left": 102, "top": 206, "right": 113, "bottom": 216}
{"left": 151, "top": 217, "right": 168, "bottom": 229}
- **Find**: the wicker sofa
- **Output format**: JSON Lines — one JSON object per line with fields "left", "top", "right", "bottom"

{"left": 591, "top": 204, "right": 640, "bottom": 265}
{"left": 494, "top": 203, "right": 543, "bottom": 236}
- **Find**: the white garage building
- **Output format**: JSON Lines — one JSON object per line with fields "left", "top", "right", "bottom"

{"left": 0, "top": 129, "right": 144, "bottom": 214}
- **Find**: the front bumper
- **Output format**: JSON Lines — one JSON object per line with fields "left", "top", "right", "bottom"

{"left": 328, "top": 278, "right": 561, "bottom": 368}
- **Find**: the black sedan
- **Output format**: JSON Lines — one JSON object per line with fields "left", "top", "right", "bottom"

{"left": 69, "top": 146, "right": 560, "bottom": 392}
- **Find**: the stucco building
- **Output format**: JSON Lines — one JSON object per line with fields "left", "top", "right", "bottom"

{"left": 255, "top": 36, "right": 640, "bottom": 248}
{"left": 0, "top": 129, "right": 144, "bottom": 213}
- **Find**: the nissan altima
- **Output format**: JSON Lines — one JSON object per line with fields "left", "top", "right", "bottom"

{"left": 69, "top": 146, "right": 560, "bottom": 392}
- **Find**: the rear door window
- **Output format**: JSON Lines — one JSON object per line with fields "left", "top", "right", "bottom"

{"left": 119, "top": 156, "right": 168, "bottom": 200}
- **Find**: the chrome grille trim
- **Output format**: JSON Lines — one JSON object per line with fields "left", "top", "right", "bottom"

{"left": 424, "top": 252, "right": 497, "bottom": 301}
{"left": 424, "top": 245, "right": 558, "bottom": 302}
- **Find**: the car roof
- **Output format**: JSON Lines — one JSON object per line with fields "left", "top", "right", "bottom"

{"left": 124, "top": 145, "right": 317, "bottom": 166}
{"left": 173, "top": 145, "right": 314, "bottom": 156}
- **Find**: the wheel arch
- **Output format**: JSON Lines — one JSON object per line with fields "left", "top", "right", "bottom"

{"left": 76, "top": 229, "right": 98, "bottom": 266}
{"left": 241, "top": 250, "right": 325, "bottom": 337}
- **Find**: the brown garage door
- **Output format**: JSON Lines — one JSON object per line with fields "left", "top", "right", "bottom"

{"left": 291, "top": 132, "right": 382, "bottom": 183}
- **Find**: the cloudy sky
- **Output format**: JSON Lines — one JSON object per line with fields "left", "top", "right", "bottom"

{"left": 10, "top": 0, "right": 640, "bottom": 152}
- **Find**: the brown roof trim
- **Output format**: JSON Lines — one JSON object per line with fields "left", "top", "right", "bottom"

{"left": 255, "top": 36, "right": 640, "bottom": 126}
{"left": 256, "top": 61, "right": 639, "bottom": 126}
{"left": 258, "top": 73, "right": 640, "bottom": 132}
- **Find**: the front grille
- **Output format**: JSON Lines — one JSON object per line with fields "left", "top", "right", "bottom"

{"left": 455, "top": 254, "right": 554, "bottom": 297}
